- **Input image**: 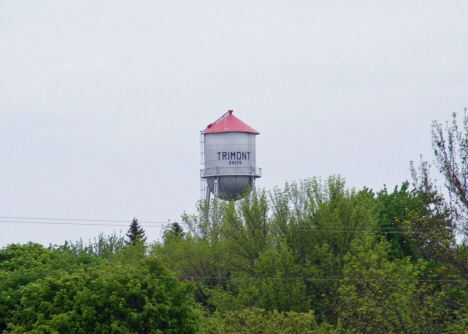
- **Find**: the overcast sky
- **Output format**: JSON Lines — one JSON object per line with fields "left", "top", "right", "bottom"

{"left": 1, "top": 1, "right": 467, "bottom": 247}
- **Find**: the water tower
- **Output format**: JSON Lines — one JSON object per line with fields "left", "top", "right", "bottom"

{"left": 200, "top": 110, "right": 261, "bottom": 200}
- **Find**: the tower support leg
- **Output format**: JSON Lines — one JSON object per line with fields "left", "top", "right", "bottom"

{"left": 205, "top": 182, "right": 211, "bottom": 202}
{"left": 214, "top": 178, "right": 219, "bottom": 198}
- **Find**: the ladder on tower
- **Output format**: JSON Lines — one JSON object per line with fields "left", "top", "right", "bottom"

{"left": 200, "top": 132, "right": 208, "bottom": 200}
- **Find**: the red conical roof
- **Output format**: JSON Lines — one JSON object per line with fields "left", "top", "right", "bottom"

{"left": 202, "top": 110, "right": 259, "bottom": 134}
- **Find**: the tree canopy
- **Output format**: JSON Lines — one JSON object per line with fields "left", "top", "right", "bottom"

{"left": 0, "top": 243, "right": 199, "bottom": 333}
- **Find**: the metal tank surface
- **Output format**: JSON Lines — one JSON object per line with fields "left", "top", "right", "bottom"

{"left": 200, "top": 110, "right": 261, "bottom": 200}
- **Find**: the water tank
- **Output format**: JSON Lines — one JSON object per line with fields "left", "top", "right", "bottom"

{"left": 200, "top": 110, "right": 261, "bottom": 200}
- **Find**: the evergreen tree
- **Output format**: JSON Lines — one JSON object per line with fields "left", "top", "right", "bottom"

{"left": 126, "top": 217, "right": 146, "bottom": 245}
{"left": 171, "top": 222, "right": 185, "bottom": 238}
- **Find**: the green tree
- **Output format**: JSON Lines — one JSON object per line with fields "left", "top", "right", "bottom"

{"left": 198, "top": 308, "right": 345, "bottom": 334}
{"left": 112, "top": 239, "right": 147, "bottom": 265}
{"left": 220, "top": 189, "right": 270, "bottom": 276}
{"left": 266, "top": 177, "right": 377, "bottom": 322}
{"left": 2, "top": 255, "right": 199, "bottom": 333}
{"left": 0, "top": 242, "right": 104, "bottom": 332}
{"left": 198, "top": 177, "right": 377, "bottom": 322}
{"left": 373, "top": 182, "right": 424, "bottom": 260}
{"left": 151, "top": 200, "right": 231, "bottom": 311}
{"left": 207, "top": 244, "right": 309, "bottom": 313}
{"left": 153, "top": 199, "right": 228, "bottom": 279}
{"left": 0, "top": 242, "right": 201, "bottom": 333}
{"left": 338, "top": 237, "right": 450, "bottom": 333}
{"left": 59, "top": 232, "right": 126, "bottom": 259}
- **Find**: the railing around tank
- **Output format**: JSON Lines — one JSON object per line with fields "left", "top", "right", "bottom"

{"left": 200, "top": 167, "right": 262, "bottom": 178}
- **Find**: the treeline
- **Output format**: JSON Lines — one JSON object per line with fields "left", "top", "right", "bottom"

{"left": 154, "top": 176, "right": 467, "bottom": 333}
{"left": 2, "top": 113, "right": 468, "bottom": 333}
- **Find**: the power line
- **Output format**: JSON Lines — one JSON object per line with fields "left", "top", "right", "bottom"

{"left": 176, "top": 276, "right": 468, "bottom": 282}
{"left": 0, "top": 218, "right": 446, "bottom": 233}
{"left": 0, "top": 221, "right": 432, "bottom": 233}
{"left": 0, "top": 216, "right": 429, "bottom": 229}
{"left": 0, "top": 216, "right": 168, "bottom": 224}
{"left": 0, "top": 272, "right": 466, "bottom": 282}
{"left": 0, "top": 220, "right": 164, "bottom": 228}
{"left": 0, "top": 216, "right": 452, "bottom": 234}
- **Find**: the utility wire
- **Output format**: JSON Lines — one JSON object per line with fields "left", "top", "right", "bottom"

{"left": 0, "top": 220, "right": 164, "bottom": 228}
{"left": 0, "top": 216, "right": 168, "bottom": 224}
{"left": 0, "top": 216, "right": 424, "bottom": 229}
{"left": 0, "top": 219, "right": 448, "bottom": 233}
{"left": 173, "top": 276, "right": 467, "bottom": 282}
{"left": 0, "top": 272, "right": 466, "bottom": 283}
{"left": 0, "top": 216, "right": 451, "bottom": 234}
{"left": 0, "top": 221, "right": 437, "bottom": 233}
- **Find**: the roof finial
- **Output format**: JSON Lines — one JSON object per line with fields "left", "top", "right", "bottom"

{"left": 228, "top": 110, "right": 233, "bottom": 114}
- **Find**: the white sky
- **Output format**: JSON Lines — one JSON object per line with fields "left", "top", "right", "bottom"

{"left": 1, "top": 1, "right": 467, "bottom": 247}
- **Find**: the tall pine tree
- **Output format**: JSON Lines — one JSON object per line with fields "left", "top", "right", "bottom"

{"left": 126, "top": 217, "right": 147, "bottom": 245}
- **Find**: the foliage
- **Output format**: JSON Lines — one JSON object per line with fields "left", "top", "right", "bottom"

{"left": 211, "top": 177, "right": 377, "bottom": 322}
{"left": 338, "top": 237, "right": 450, "bottom": 333}
{"left": 373, "top": 182, "right": 425, "bottom": 260}
{"left": 126, "top": 217, "right": 147, "bottom": 245}
{"left": 112, "top": 240, "right": 147, "bottom": 265}
{"left": 151, "top": 199, "right": 231, "bottom": 312}
{"left": 220, "top": 190, "right": 270, "bottom": 276}
{"left": 0, "top": 243, "right": 200, "bottom": 333}
{"left": 0, "top": 243, "right": 103, "bottom": 332}
{"left": 205, "top": 244, "right": 309, "bottom": 314}
{"left": 59, "top": 232, "right": 126, "bottom": 259}
{"left": 198, "top": 308, "right": 347, "bottom": 334}
{"left": 149, "top": 169, "right": 468, "bottom": 332}
{"left": 403, "top": 112, "right": 468, "bottom": 326}
{"left": 152, "top": 176, "right": 379, "bottom": 324}
{"left": 168, "top": 222, "right": 186, "bottom": 238}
